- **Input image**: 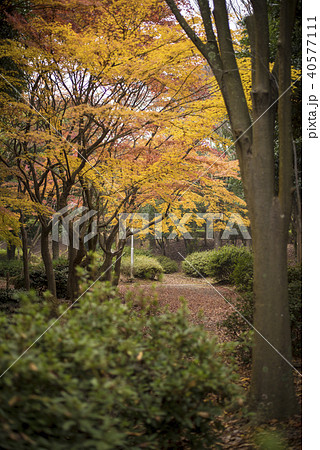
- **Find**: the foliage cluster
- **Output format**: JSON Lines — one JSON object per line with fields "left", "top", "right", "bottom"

{"left": 121, "top": 255, "right": 163, "bottom": 280}
{"left": 15, "top": 264, "right": 68, "bottom": 298}
{"left": 205, "top": 246, "right": 251, "bottom": 282}
{"left": 182, "top": 245, "right": 252, "bottom": 285}
{"left": 0, "top": 283, "right": 240, "bottom": 449}
{"left": 181, "top": 250, "right": 212, "bottom": 278}
{"left": 0, "top": 0, "right": 247, "bottom": 296}
{"left": 155, "top": 255, "right": 178, "bottom": 274}
{"left": 0, "top": 258, "right": 23, "bottom": 277}
{"left": 0, "top": 288, "right": 23, "bottom": 305}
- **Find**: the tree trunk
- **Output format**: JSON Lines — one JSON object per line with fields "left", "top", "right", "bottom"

{"left": 296, "top": 216, "right": 302, "bottom": 265}
{"left": 250, "top": 203, "right": 296, "bottom": 419}
{"left": 41, "top": 224, "right": 56, "bottom": 297}
{"left": 112, "top": 242, "right": 125, "bottom": 286}
{"left": 67, "top": 245, "right": 77, "bottom": 300}
{"left": 100, "top": 252, "right": 113, "bottom": 282}
{"left": 52, "top": 239, "right": 59, "bottom": 260}
{"left": 214, "top": 230, "right": 221, "bottom": 250}
{"left": 20, "top": 218, "right": 30, "bottom": 290}
{"left": 67, "top": 238, "right": 86, "bottom": 300}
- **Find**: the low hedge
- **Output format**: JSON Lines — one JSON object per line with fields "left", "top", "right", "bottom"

{"left": 182, "top": 251, "right": 211, "bottom": 277}
{"left": 230, "top": 251, "right": 254, "bottom": 291}
{"left": 182, "top": 246, "right": 252, "bottom": 285}
{"left": 0, "top": 284, "right": 240, "bottom": 449}
{"left": 155, "top": 255, "right": 178, "bottom": 274}
{"left": 121, "top": 255, "right": 163, "bottom": 280}
{"left": 205, "top": 246, "right": 250, "bottom": 282}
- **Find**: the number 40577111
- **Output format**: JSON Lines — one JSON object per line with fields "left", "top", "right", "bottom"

{"left": 307, "top": 17, "right": 317, "bottom": 79}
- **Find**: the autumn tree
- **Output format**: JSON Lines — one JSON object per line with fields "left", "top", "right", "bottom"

{"left": 0, "top": 0, "right": 246, "bottom": 297}
{"left": 164, "top": 0, "right": 299, "bottom": 420}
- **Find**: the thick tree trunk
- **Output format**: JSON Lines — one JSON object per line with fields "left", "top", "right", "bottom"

{"left": 41, "top": 224, "right": 56, "bottom": 297}
{"left": 250, "top": 203, "right": 296, "bottom": 419}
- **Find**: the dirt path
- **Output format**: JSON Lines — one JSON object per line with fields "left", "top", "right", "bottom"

{"left": 119, "top": 273, "right": 240, "bottom": 341}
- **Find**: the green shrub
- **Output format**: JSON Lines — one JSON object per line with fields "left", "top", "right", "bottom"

{"left": 287, "top": 266, "right": 302, "bottom": 357}
{"left": 182, "top": 251, "right": 211, "bottom": 277}
{"left": 206, "top": 245, "right": 250, "bottom": 283}
{"left": 29, "top": 253, "right": 43, "bottom": 266}
{"left": 0, "top": 289, "right": 25, "bottom": 314}
{"left": 0, "top": 248, "right": 8, "bottom": 260}
{"left": 121, "top": 255, "right": 163, "bottom": 280}
{"left": 0, "top": 284, "right": 240, "bottom": 449}
{"left": 220, "top": 292, "right": 255, "bottom": 343}
{"left": 156, "top": 255, "right": 178, "bottom": 273}
{"left": 15, "top": 265, "right": 68, "bottom": 298}
{"left": 52, "top": 256, "right": 69, "bottom": 270}
{"left": 231, "top": 251, "right": 253, "bottom": 291}
{"left": 0, "top": 259, "right": 23, "bottom": 277}
{"left": 0, "top": 288, "right": 23, "bottom": 302}
{"left": 182, "top": 246, "right": 252, "bottom": 283}
{"left": 287, "top": 264, "right": 302, "bottom": 284}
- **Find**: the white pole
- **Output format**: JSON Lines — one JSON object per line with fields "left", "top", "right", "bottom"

{"left": 130, "top": 228, "right": 134, "bottom": 279}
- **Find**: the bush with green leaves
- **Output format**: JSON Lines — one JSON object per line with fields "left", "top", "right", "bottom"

{"left": 0, "top": 288, "right": 26, "bottom": 315}
{"left": 52, "top": 256, "right": 69, "bottom": 270}
{"left": 15, "top": 265, "right": 68, "bottom": 298}
{"left": 287, "top": 265, "right": 302, "bottom": 357}
{"left": 206, "top": 245, "right": 251, "bottom": 283}
{"left": 182, "top": 251, "right": 211, "bottom": 277}
{"left": 0, "top": 284, "right": 240, "bottom": 449}
{"left": 182, "top": 246, "right": 252, "bottom": 284}
{"left": 230, "top": 250, "right": 253, "bottom": 291}
{"left": 156, "top": 255, "right": 178, "bottom": 273}
{"left": 0, "top": 248, "right": 7, "bottom": 260}
{"left": 0, "top": 259, "right": 23, "bottom": 277}
{"left": 121, "top": 255, "right": 163, "bottom": 280}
